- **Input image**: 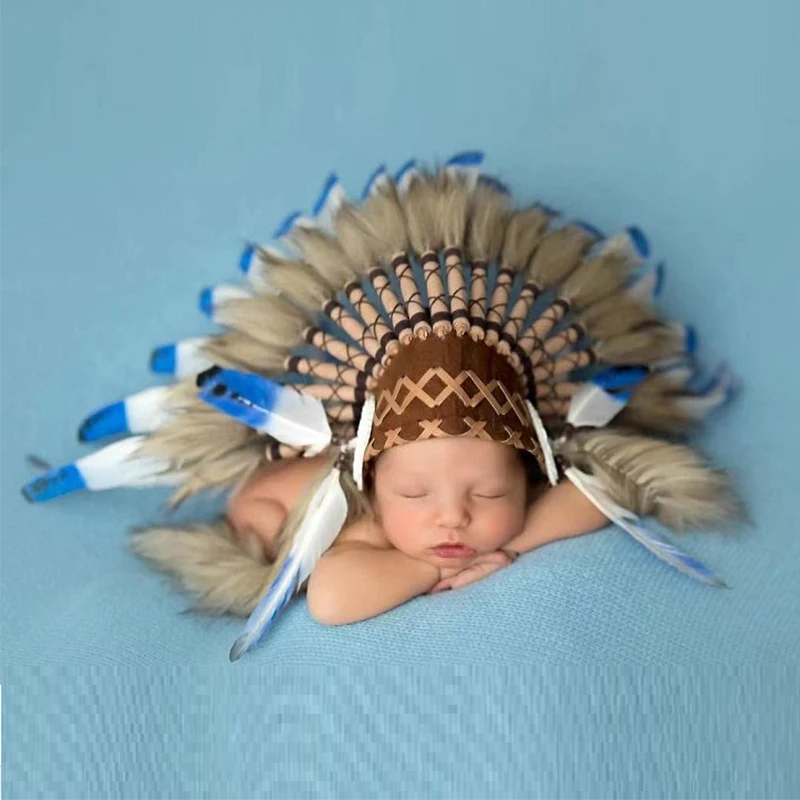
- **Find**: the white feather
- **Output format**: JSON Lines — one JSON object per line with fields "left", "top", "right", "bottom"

{"left": 123, "top": 386, "right": 175, "bottom": 433}
{"left": 565, "top": 467, "right": 727, "bottom": 587}
{"left": 566, "top": 384, "right": 628, "bottom": 429}
{"left": 229, "top": 466, "right": 348, "bottom": 660}
{"left": 273, "top": 388, "right": 333, "bottom": 456}
{"left": 80, "top": 436, "right": 181, "bottom": 490}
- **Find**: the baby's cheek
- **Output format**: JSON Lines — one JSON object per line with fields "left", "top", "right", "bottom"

{"left": 481, "top": 502, "right": 526, "bottom": 547}
{"left": 381, "top": 506, "right": 430, "bottom": 552}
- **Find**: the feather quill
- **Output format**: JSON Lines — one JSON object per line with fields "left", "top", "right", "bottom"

{"left": 196, "top": 367, "right": 332, "bottom": 455}
{"left": 564, "top": 467, "right": 728, "bottom": 587}
{"left": 229, "top": 465, "right": 348, "bottom": 660}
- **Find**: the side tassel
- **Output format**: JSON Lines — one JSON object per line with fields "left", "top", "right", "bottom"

{"left": 229, "top": 465, "right": 349, "bottom": 661}
{"left": 525, "top": 400, "right": 559, "bottom": 486}
{"left": 353, "top": 395, "right": 376, "bottom": 491}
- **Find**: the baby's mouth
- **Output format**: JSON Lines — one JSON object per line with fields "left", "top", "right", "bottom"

{"left": 430, "top": 544, "right": 477, "bottom": 558}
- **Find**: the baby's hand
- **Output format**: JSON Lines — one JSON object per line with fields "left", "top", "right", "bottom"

{"left": 428, "top": 549, "right": 518, "bottom": 594}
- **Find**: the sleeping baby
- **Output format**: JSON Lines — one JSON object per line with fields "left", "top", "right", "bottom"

{"left": 227, "top": 433, "right": 608, "bottom": 625}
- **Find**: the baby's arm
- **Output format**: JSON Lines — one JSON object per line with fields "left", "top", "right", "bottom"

{"left": 503, "top": 480, "right": 609, "bottom": 555}
{"left": 306, "top": 520, "right": 440, "bottom": 626}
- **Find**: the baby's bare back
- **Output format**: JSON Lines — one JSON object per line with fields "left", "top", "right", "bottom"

{"left": 226, "top": 456, "right": 388, "bottom": 556}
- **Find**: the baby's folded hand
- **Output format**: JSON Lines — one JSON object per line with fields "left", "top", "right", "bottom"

{"left": 428, "top": 549, "right": 517, "bottom": 594}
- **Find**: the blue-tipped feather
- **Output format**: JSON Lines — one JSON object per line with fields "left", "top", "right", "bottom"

{"left": 21, "top": 436, "right": 179, "bottom": 503}
{"left": 394, "top": 159, "right": 416, "bottom": 184}
{"left": 273, "top": 211, "right": 302, "bottom": 240}
{"left": 654, "top": 262, "right": 665, "bottom": 296}
{"left": 239, "top": 243, "right": 257, "bottom": 274}
{"left": 78, "top": 386, "right": 173, "bottom": 442}
{"left": 150, "top": 338, "right": 213, "bottom": 378}
{"left": 574, "top": 220, "right": 605, "bottom": 239}
{"left": 312, "top": 173, "right": 339, "bottom": 217}
{"left": 478, "top": 175, "right": 510, "bottom": 194}
{"left": 685, "top": 325, "right": 698, "bottom": 354}
{"left": 565, "top": 467, "right": 728, "bottom": 588}
{"left": 199, "top": 287, "right": 214, "bottom": 317}
{"left": 79, "top": 401, "right": 127, "bottom": 442}
{"left": 445, "top": 150, "right": 484, "bottom": 167}
{"left": 592, "top": 365, "right": 649, "bottom": 392}
{"left": 361, "top": 165, "right": 388, "bottom": 199}
{"left": 230, "top": 466, "right": 348, "bottom": 660}
{"left": 23, "top": 464, "right": 87, "bottom": 503}
{"left": 197, "top": 285, "right": 252, "bottom": 322}
{"left": 150, "top": 344, "right": 176, "bottom": 374}
{"left": 197, "top": 367, "right": 332, "bottom": 454}
{"left": 627, "top": 226, "right": 650, "bottom": 258}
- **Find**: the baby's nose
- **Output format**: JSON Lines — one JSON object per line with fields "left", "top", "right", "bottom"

{"left": 436, "top": 500, "right": 470, "bottom": 529}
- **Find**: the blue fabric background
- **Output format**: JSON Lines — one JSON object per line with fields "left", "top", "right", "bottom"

{"left": 2, "top": 1, "right": 798, "bottom": 797}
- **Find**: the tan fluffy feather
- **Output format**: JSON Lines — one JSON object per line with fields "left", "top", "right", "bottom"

{"left": 166, "top": 440, "right": 267, "bottom": 508}
{"left": 263, "top": 256, "right": 335, "bottom": 309}
{"left": 465, "top": 182, "right": 512, "bottom": 263}
{"left": 557, "top": 429, "right": 740, "bottom": 531}
{"left": 501, "top": 206, "right": 553, "bottom": 271}
{"left": 557, "top": 251, "right": 634, "bottom": 309}
{"left": 288, "top": 226, "right": 357, "bottom": 288}
{"left": 212, "top": 294, "right": 310, "bottom": 348}
{"left": 525, "top": 224, "right": 597, "bottom": 289}
{"left": 594, "top": 324, "right": 684, "bottom": 364}
{"left": 332, "top": 203, "right": 383, "bottom": 272}
{"left": 578, "top": 295, "right": 657, "bottom": 340}
{"left": 358, "top": 181, "right": 410, "bottom": 256}
{"left": 140, "top": 403, "right": 255, "bottom": 464}
{"left": 130, "top": 519, "right": 273, "bottom": 616}
{"left": 401, "top": 170, "right": 443, "bottom": 254}
{"left": 435, "top": 172, "right": 471, "bottom": 247}
{"left": 200, "top": 332, "right": 289, "bottom": 376}
{"left": 617, "top": 372, "right": 701, "bottom": 435}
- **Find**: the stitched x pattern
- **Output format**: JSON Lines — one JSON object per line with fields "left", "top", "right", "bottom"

{"left": 374, "top": 368, "right": 530, "bottom": 426}
{"left": 364, "top": 417, "right": 533, "bottom": 461}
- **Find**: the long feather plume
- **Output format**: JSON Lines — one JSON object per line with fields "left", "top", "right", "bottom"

{"left": 22, "top": 435, "right": 180, "bottom": 503}
{"left": 557, "top": 429, "right": 740, "bottom": 531}
{"left": 564, "top": 467, "right": 728, "bottom": 587}
{"left": 229, "top": 464, "right": 348, "bottom": 661}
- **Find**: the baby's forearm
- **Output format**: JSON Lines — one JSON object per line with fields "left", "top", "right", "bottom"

{"left": 504, "top": 480, "right": 609, "bottom": 555}
{"left": 306, "top": 545, "right": 440, "bottom": 626}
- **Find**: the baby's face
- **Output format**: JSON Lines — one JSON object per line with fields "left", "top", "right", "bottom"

{"left": 371, "top": 437, "right": 528, "bottom": 567}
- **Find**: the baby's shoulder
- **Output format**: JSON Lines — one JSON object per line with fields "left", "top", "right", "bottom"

{"left": 332, "top": 517, "right": 391, "bottom": 551}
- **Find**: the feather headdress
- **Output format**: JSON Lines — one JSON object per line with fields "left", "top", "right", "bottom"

{"left": 23, "top": 151, "right": 740, "bottom": 660}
